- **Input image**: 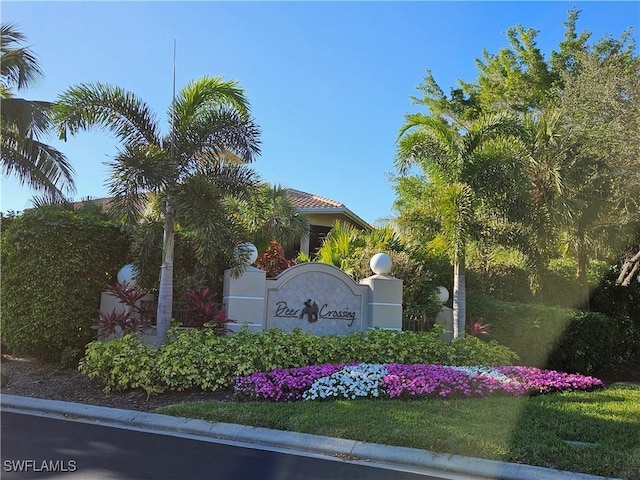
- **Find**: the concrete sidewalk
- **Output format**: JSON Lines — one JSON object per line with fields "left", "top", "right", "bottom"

{"left": 1, "top": 395, "right": 617, "bottom": 480}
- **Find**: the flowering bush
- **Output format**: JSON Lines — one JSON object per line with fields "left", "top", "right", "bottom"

{"left": 234, "top": 363, "right": 604, "bottom": 402}
{"left": 495, "top": 366, "right": 605, "bottom": 394}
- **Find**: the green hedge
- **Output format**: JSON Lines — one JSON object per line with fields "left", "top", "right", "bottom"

{"left": 79, "top": 327, "right": 519, "bottom": 394}
{"left": 1, "top": 206, "right": 130, "bottom": 366}
{"left": 467, "top": 297, "right": 639, "bottom": 374}
{"left": 546, "top": 313, "right": 640, "bottom": 375}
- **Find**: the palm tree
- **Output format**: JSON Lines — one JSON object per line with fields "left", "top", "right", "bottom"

{"left": 395, "top": 112, "right": 522, "bottom": 338}
{"left": 522, "top": 108, "right": 612, "bottom": 309}
{"left": 316, "top": 221, "right": 402, "bottom": 279}
{"left": 316, "top": 221, "right": 365, "bottom": 277}
{"left": 1, "top": 23, "right": 74, "bottom": 199}
{"left": 54, "top": 76, "right": 261, "bottom": 346}
{"left": 230, "top": 183, "right": 310, "bottom": 253}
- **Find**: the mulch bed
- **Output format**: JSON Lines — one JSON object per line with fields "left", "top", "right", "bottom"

{"left": 1, "top": 354, "right": 233, "bottom": 412}
{"left": 2, "top": 353, "right": 638, "bottom": 413}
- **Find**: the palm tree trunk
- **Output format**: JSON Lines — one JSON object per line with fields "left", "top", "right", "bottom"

{"left": 155, "top": 200, "right": 175, "bottom": 347}
{"left": 452, "top": 252, "right": 466, "bottom": 339}
{"left": 576, "top": 244, "right": 590, "bottom": 311}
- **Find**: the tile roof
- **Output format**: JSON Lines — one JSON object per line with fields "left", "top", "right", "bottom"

{"left": 72, "top": 188, "right": 369, "bottom": 229}
{"left": 285, "top": 188, "right": 345, "bottom": 210}
{"left": 74, "top": 189, "right": 346, "bottom": 211}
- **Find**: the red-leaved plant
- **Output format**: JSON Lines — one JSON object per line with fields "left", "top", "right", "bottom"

{"left": 466, "top": 320, "right": 491, "bottom": 338}
{"left": 184, "top": 287, "right": 230, "bottom": 334}
{"left": 254, "top": 241, "right": 294, "bottom": 277}
{"left": 93, "top": 282, "right": 148, "bottom": 338}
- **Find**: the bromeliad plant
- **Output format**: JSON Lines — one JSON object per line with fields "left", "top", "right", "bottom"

{"left": 184, "top": 287, "right": 230, "bottom": 334}
{"left": 467, "top": 320, "right": 491, "bottom": 338}
{"left": 92, "top": 282, "right": 151, "bottom": 338}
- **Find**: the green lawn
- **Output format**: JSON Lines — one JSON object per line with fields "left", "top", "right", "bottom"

{"left": 159, "top": 383, "right": 640, "bottom": 479}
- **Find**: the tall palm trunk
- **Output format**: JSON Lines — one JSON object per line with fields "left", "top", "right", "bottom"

{"left": 452, "top": 251, "right": 466, "bottom": 339}
{"left": 156, "top": 200, "right": 175, "bottom": 347}
{"left": 576, "top": 240, "right": 590, "bottom": 311}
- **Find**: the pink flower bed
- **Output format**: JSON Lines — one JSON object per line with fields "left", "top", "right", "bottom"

{"left": 234, "top": 364, "right": 350, "bottom": 401}
{"left": 234, "top": 363, "right": 605, "bottom": 402}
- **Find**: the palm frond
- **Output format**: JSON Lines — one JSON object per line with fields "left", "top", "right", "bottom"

{"left": 174, "top": 76, "right": 251, "bottom": 126}
{"left": 132, "top": 216, "right": 165, "bottom": 285}
{"left": 1, "top": 126, "right": 75, "bottom": 197}
{"left": 237, "top": 183, "right": 310, "bottom": 249}
{"left": 173, "top": 174, "right": 246, "bottom": 266}
{"left": 106, "top": 144, "right": 171, "bottom": 227}
{"left": 1, "top": 23, "right": 42, "bottom": 91}
{"left": 1, "top": 97, "right": 52, "bottom": 138}
{"left": 54, "top": 82, "right": 160, "bottom": 146}
{"left": 177, "top": 106, "right": 261, "bottom": 167}
{"left": 194, "top": 161, "right": 259, "bottom": 200}
{"left": 396, "top": 114, "right": 461, "bottom": 180}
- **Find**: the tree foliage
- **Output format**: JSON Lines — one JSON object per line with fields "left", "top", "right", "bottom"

{"left": 229, "top": 183, "right": 310, "bottom": 253}
{"left": 394, "top": 110, "right": 525, "bottom": 335}
{"left": 54, "top": 76, "right": 261, "bottom": 346}
{"left": 0, "top": 23, "right": 74, "bottom": 200}
{"left": 393, "top": 8, "right": 640, "bottom": 314}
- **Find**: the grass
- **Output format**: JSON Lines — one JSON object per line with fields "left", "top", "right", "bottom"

{"left": 159, "top": 383, "right": 640, "bottom": 479}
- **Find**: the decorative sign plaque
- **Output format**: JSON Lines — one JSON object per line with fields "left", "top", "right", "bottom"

{"left": 265, "top": 263, "right": 368, "bottom": 335}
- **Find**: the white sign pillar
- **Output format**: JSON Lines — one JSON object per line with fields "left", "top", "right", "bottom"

{"left": 359, "top": 253, "right": 403, "bottom": 331}
{"left": 223, "top": 244, "right": 265, "bottom": 333}
{"left": 223, "top": 266, "right": 266, "bottom": 333}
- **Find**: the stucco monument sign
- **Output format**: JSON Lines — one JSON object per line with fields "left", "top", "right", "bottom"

{"left": 221, "top": 249, "right": 403, "bottom": 335}
{"left": 265, "top": 263, "right": 368, "bottom": 335}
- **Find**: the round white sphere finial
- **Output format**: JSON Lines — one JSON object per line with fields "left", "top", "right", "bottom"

{"left": 436, "top": 286, "right": 449, "bottom": 304}
{"left": 117, "top": 264, "right": 138, "bottom": 286}
{"left": 235, "top": 242, "right": 259, "bottom": 266}
{"left": 370, "top": 252, "right": 393, "bottom": 275}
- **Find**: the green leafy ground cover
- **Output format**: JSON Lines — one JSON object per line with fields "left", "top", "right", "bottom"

{"left": 160, "top": 383, "right": 640, "bottom": 479}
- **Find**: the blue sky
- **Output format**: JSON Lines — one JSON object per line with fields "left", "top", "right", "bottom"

{"left": 2, "top": 1, "right": 638, "bottom": 224}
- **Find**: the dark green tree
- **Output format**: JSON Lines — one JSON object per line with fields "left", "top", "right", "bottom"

{"left": 1, "top": 205, "right": 130, "bottom": 366}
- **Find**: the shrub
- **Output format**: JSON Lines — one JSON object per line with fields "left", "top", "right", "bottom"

{"left": 80, "top": 334, "right": 160, "bottom": 393}
{"left": 1, "top": 206, "right": 130, "bottom": 366}
{"left": 466, "top": 264, "right": 535, "bottom": 304}
{"left": 93, "top": 282, "right": 148, "bottom": 338}
{"left": 546, "top": 312, "right": 640, "bottom": 375}
{"left": 467, "top": 297, "right": 639, "bottom": 374}
{"left": 155, "top": 327, "right": 231, "bottom": 391}
{"left": 590, "top": 264, "right": 640, "bottom": 320}
{"left": 184, "top": 287, "right": 229, "bottom": 332}
{"left": 447, "top": 336, "right": 518, "bottom": 367}
{"left": 79, "top": 327, "right": 519, "bottom": 394}
{"left": 467, "top": 297, "right": 576, "bottom": 366}
{"left": 254, "top": 241, "right": 294, "bottom": 277}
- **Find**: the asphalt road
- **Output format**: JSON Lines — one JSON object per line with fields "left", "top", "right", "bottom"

{"left": 1, "top": 412, "right": 447, "bottom": 480}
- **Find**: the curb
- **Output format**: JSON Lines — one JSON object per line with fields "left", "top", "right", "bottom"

{"left": 1, "top": 395, "right": 617, "bottom": 480}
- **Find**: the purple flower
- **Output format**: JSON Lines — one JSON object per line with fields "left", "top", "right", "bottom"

{"left": 234, "top": 363, "right": 604, "bottom": 402}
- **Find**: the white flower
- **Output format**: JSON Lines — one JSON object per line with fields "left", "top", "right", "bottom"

{"left": 302, "top": 363, "right": 389, "bottom": 401}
